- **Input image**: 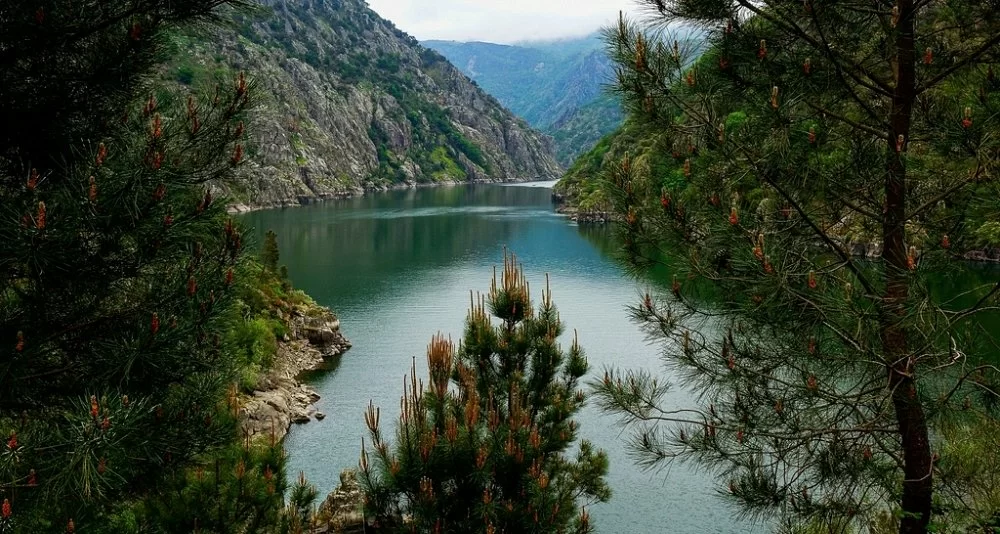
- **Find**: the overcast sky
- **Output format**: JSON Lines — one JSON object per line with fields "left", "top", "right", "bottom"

{"left": 366, "top": 0, "right": 638, "bottom": 44}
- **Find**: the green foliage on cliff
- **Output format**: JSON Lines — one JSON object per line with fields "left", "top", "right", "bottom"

{"left": 360, "top": 253, "right": 610, "bottom": 532}
{"left": 159, "top": 0, "right": 561, "bottom": 206}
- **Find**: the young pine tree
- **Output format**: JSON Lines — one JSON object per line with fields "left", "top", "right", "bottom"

{"left": 360, "top": 252, "right": 610, "bottom": 533}
{"left": 592, "top": 3, "right": 1000, "bottom": 534}
{"left": 0, "top": 0, "right": 259, "bottom": 530}
{"left": 261, "top": 230, "right": 281, "bottom": 274}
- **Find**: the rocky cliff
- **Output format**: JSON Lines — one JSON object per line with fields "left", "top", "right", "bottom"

{"left": 168, "top": 0, "right": 562, "bottom": 209}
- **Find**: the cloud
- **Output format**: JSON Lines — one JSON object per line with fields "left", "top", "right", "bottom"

{"left": 366, "top": 0, "right": 637, "bottom": 43}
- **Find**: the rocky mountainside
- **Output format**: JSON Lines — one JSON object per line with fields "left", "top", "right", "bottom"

{"left": 166, "top": 0, "right": 562, "bottom": 209}
{"left": 424, "top": 35, "right": 623, "bottom": 165}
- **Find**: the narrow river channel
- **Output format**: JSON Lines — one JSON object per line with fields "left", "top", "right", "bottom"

{"left": 242, "top": 181, "right": 765, "bottom": 533}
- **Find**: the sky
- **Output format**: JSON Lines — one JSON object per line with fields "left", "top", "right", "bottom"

{"left": 366, "top": 0, "right": 638, "bottom": 44}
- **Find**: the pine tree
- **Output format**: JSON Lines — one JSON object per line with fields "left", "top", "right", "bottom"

{"left": 0, "top": 0, "right": 257, "bottom": 530}
{"left": 360, "top": 252, "right": 610, "bottom": 533}
{"left": 261, "top": 230, "right": 280, "bottom": 274}
{"left": 591, "top": 3, "right": 1000, "bottom": 533}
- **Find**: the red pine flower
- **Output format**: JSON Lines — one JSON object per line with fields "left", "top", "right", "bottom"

{"left": 163, "top": 214, "right": 173, "bottom": 228}
{"left": 96, "top": 143, "right": 108, "bottom": 167}
{"left": 144, "top": 95, "right": 157, "bottom": 116}
{"left": 729, "top": 207, "right": 739, "bottom": 226}
{"left": 685, "top": 71, "right": 695, "bottom": 87}
{"left": 153, "top": 183, "right": 166, "bottom": 201}
{"left": 661, "top": 193, "right": 670, "bottom": 210}
{"left": 764, "top": 257, "right": 773, "bottom": 274}
{"left": 736, "top": 429, "right": 744, "bottom": 443}
{"left": 718, "top": 57, "right": 729, "bottom": 70}
{"left": 35, "top": 7, "right": 45, "bottom": 24}
{"left": 151, "top": 114, "right": 162, "bottom": 139}
{"left": 98, "top": 457, "right": 107, "bottom": 474}
{"left": 67, "top": 518, "right": 75, "bottom": 533}
{"left": 808, "top": 337, "right": 817, "bottom": 354}
{"left": 644, "top": 292, "right": 653, "bottom": 311}
{"left": 683, "top": 159, "right": 691, "bottom": 177}
{"left": 2, "top": 498, "right": 10, "bottom": 518}
{"left": 15, "top": 331, "right": 24, "bottom": 352}
{"left": 234, "top": 121, "right": 245, "bottom": 139}
{"left": 863, "top": 446, "right": 873, "bottom": 460}
{"left": 808, "top": 270, "right": 818, "bottom": 289}
{"left": 27, "top": 469, "right": 36, "bottom": 486}
{"left": 802, "top": 58, "right": 811, "bottom": 75}
{"left": 907, "top": 246, "right": 918, "bottom": 271}
{"left": 807, "top": 375, "right": 818, "bottom": 390}
{"left": 757, "top": 39, "right": 767, "bottom": 59}
{"left": 962, "top": 107, "right": 973, "bottom": 129}
{"left": 130, "top": 22, "right": 142, "bottom": 41}
{"left": 90, "top": 395, "right": 99, "bottom": 419}
{"left": 923, "top": 47, "right": 933, "bottom": 65}
{"left": 231, "top": 144, "right": 243, "bottom": 165}
{"left": 752, "top": 244, "right": 764, "bottom": 261}
{"left": 7, "top": 431, "right": 17, "bottom": 450}
{"left": 225, "top": 268, "right": 234, "bottom": 286}
{"left": 27, "top": 168, "right": 39, "bottom": 191}
{"left": 236, "top": 72, "right": 248, "bottom": 97}
{"left": 672, "top": 276, "right": 681, "bottom": 297}
{"left": 808, "top": 127, "right": 816, "bottom": 144}
{"left": 88, "top": 176, "right": 97, "bottom": 203}
{"left": 151, "top": 151, "right": 164, "bottom": 170}
{"left": 36, "top": 202, "right": 46, "bottom": 230}
{"left": 187, "top": 277, "right": 198, "bottom": 296}
{"left": 941, "top": 234, "right": 951, "bottom": 249}
{"left": 151, "top": 313, "right": 160, "bottom": 335}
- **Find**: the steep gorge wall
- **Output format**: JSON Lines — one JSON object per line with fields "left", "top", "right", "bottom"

{"left": 170, "top": 0, "right": 563, "bottom": 209}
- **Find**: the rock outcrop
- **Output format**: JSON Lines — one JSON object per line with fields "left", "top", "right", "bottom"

{"left": 312, "top": 470, "right": 366, "bottom": 533}
{"left": 240, "top": 304, "right": 351, "bottom": 442}
{"left": 169, "top": 0, "right": 562, "bottom": 209}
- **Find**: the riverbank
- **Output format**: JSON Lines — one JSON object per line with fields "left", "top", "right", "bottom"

{"left": 240, "top": 296, "right": 351, "bottom": 443}
{"left": 228, "top": 177, "right": 550, "bottom": 214}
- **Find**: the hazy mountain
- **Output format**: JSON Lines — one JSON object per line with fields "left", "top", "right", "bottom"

{"left": 424, "top": 34, "right": 623, "bottom": 165}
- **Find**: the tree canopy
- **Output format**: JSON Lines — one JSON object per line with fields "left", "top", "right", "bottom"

{"left": 592, "top": 2, "right": 1000, "bottom": 533}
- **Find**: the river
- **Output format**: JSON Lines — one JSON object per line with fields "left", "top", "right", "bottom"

{"left": 241, "top": 181, "right": 759, "bottom": 533}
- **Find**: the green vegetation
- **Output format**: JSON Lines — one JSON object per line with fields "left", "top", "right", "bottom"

{"left": 360, "top": 252, "right": 610, "bottom": 532}
{"left": 591, "top": 3, "right": 1000, "bottom": 534}
{"left": 0, "top": 1, "right": 322, "bottom": 531}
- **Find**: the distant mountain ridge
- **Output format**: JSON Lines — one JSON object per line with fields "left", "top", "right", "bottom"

{"left": 166, "top": 0, "right": 562, "bottom": 209}
{"left": 424, "top": 34, "right": 624, "bottom": 165}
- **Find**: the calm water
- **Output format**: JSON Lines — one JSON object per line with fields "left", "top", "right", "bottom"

{"left": 241, "top": 183, "right": 760, "bottom": 533}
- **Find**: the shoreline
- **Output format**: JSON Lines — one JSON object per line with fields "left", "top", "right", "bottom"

{"left": 240, "top": 302, "right": 351, "bottom": 443}
{"left": 228, "top": 176, "right": 558, "bottom": 214}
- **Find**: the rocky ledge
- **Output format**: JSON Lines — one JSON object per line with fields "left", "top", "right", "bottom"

{"left": 312, "top": 470, "right": 367, "bottom": 533}
{"left": 240, "top": 306, "right": 351, "bottom": 442}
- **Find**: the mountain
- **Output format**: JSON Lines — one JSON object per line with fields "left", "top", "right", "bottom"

{"left": 165, "top": 0, "right": 562, "bottom": 209}
{"left": 424, "top": 35, "right": 624, "bottom": 165}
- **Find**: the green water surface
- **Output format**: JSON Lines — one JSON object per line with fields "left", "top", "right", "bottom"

{"left": 242, "top": 181, "right": 998, "bottom": 532}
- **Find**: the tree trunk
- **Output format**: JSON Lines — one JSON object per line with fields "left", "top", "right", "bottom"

{"left": 884, "top": 2, "right": 933, "bottom": 533}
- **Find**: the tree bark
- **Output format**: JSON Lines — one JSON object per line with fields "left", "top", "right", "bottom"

{"left": 884, "top": 2, "right": 933, "bottom": 533}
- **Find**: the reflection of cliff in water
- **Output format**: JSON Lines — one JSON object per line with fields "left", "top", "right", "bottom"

{"left": 241, "top": 185, "right": 561, "bottom": 306}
